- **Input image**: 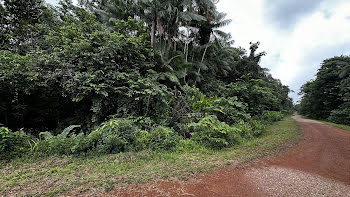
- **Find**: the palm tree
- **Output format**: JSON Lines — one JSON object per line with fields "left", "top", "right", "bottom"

{"left": 140, "top": 0, "right": 207, "bottom": 49}
{"left": 86, "top": 0, "right": 138, "bottom": 28}
{"left": 90, "top": 0, "right": 208, "bottom": 49}
{"left": 84, "top": 0, "right": 238, "bottom": 85}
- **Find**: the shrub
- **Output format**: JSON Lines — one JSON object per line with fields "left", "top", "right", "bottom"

{"left": 85, "top": 118, "right": 141, "bottom": 154}
{"left": 29, "top": 118, "right": 182, "bottom": 156}
{"left": 236, "top": 120, "right": 253, "bottom": 139}
{"left": 133, "top": 130, "right": 151, "bottom": 151}
{"left": 183, "top": 86, "right": 250, "bottom": 125}
{"left": 248, "top": 120, "right": 266, "bottom": 137}
{"left": 260, "top": 111, "right": 284, "bottom": 123}
{"left": 328, "top": 107, "right": 350, "bottom": 125}
{"left": 184, "top": 86, "right": 222, "bottom": 116}
{"left": 148, "top": 126, "right": 180, "bottom": 151}
{"left": 39, "top": 125, "right": 82, "bottom": 155}
{"left": 281, "top": 109, "right": 293, "bottom": 116}
{"left": 189, "top": 115, "right": 242, "bottom": 149}
{"left": 0, "top": 127, "right": 30, "bottom": 159}
{"left": 213, "top": 97, "right": 251, "bottom": 124}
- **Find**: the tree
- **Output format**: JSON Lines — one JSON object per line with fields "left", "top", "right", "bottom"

{"left": 299, "top": 56, "right": 350, "bottom": 124}
{"left": 0, "top": 0, "right": 45, "bottom": 54}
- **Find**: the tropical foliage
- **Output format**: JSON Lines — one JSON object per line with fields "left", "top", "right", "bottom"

{"left": 0, "top": 0, "right": 293, "bottom": 159}
{"left": 298, "top": 56, "right": 350, "bottom": 125}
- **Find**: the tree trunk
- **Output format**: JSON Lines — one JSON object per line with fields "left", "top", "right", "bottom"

{"left": 198, "top": 44, "right": 209, "bottom": 74}
{"left": 151, "top": 18, "right": 156, "bottom": 48}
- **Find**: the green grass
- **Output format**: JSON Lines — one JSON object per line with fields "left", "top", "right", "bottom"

{"left": 0, "top": 116, "right": 302, "bottom": 196}
{"left": 318, "top": 120, "right": 350, "bottom": 132}
{"left": 300, "top": 115, "right": 350, "bottom": 132}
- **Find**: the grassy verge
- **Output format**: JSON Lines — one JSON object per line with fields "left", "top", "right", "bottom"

{"left": 318, "top": 120, "right": 350, "bottom": 132}
{"left": 0, "top": 116, "right": 302, "bottom": 196}
{"left": 300, "top": 115, "right": 350, "bottom": 132}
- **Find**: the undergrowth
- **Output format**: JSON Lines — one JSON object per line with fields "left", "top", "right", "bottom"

{"left": 0, "top": 116, "right": 301, "bottom": 196}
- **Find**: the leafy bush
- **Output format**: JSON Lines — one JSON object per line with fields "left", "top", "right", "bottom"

{"left": 235, "top": 120, "right": 254, "bottom": 139}
{"left": 184, "top": 86, "right": 223, "bottom": 115}
{"left": 85, "top": 118, "right": 141, "bottom": 154}
{"left": 184, "top": 85, "right": 250, "bottom": 125}
{"left": 148, "top": 126, "right": 180, "bottom": 151}
{"left": 36, "top": 119, "right": 143, "bottom": 155}
{"left": 260, "top": 111, "right": 284, "bottom": 123}
{"left": 0, "top": 127, "right": 30, "bottom": 159}
{"left": 133, "top": 130, "right": 151, "bottom": 151}
{"left": 192, "top": 96, "right": 223, "bottom": 114}
{"left": 213, "top": 97, "right": 250, "bottom": 124}
{"left": 23, "top": 119, "right": 182, "bottom": 156}
{"left": 39, "top": 125, "right": 82, "bottom": 155}
{"left": 328, "top": 107, "right": 350, "bottom": 125}
{"left": 281, "top": 109, "right": 293, "bottom": 116}
{"left": 248, "top": 120, "right": 266, "bottom": 137}
{"left": 20, "top": 119, "right": 181, "bottom": 156}
{"left": 189, "top": 115, "right": 242, "bottom": 149}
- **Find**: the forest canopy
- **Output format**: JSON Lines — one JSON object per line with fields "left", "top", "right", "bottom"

{"left": 0, "top": 0, "right": 293, "bottom": 159}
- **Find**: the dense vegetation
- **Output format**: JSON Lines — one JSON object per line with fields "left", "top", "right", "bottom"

{"left": 0, "top": 117, "right": 302, "bottom": 196}
{"left": 0, "top": 0, "right": 293, "bottom": 160}
{"left": 297, "top": 56, "right": 350, "bottom": 125}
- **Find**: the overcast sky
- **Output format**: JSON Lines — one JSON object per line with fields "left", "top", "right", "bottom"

{"left": 216, "top": 0, "right": 350, "bottom": 102}
{"left": 46, "top": 0, "right": 350, "bottom": 102}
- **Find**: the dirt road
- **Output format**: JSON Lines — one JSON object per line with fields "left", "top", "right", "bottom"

{"left": 109, "top": 115, "right": 350, "bottom": 196}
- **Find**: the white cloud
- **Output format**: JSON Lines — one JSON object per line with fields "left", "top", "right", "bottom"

{"left": 217, "top": 0, "right": 350, "bottom": 102}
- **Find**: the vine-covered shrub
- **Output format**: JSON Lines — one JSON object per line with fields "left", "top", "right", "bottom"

{"left": 34, "top": 119, "right": 142, "bottom": 156}
{"left": 236, "top": 120, "right": 254, "bottom": 139}
{"left": 214, "top": 97, "right": 251, "bottom": 124}
{"left": 85, "top": 119, "right": 181, "bottom": 153}
{"left": 84, "top": 118, "right": 141, "bottom": 154}
{"left": 0, "top": 127, "right": 30, "bottom": 159}
{"left": 260, "top": 111, "right": 284, "bottom": 123}
{"left": 0, "top": 110, "right": 286, "bottom": 159}
{"left": 328, "top": 107, "right": 350, "bottom": 125}
{"left": 248, "top": 120, "right": 266, "bottom": 137}
{"left": 189, "top": 115, "right": 243, "bottom": 149}
{"left": 38, "top": 125, "right": 83, "bottom": 155}
{"left": 32, "top": 118, "right": 183, "bottom": 156}
{"left": 148, "top": 126, "right": 181, "bottom": 151}
{"left": 134, "top": 126, "right": 182, "bottom": 151}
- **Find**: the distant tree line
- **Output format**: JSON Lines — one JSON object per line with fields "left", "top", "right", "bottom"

{"left": 297, "top": 56, "right": 350, "bottom": 125}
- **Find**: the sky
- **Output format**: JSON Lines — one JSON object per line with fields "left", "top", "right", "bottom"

{"left": 216, "top": 0, "right": 350, "bottom": 102}
{"left": 46, "top": 0, "right": 350, "bottom": 103}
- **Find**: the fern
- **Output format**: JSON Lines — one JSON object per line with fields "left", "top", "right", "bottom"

{"left": 60, "top": 125, "right": 81, "bottom": 138}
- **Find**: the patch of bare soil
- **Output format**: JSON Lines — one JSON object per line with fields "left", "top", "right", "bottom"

{"left": 247, "top": 166, "right": 350, "bottom": 197}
